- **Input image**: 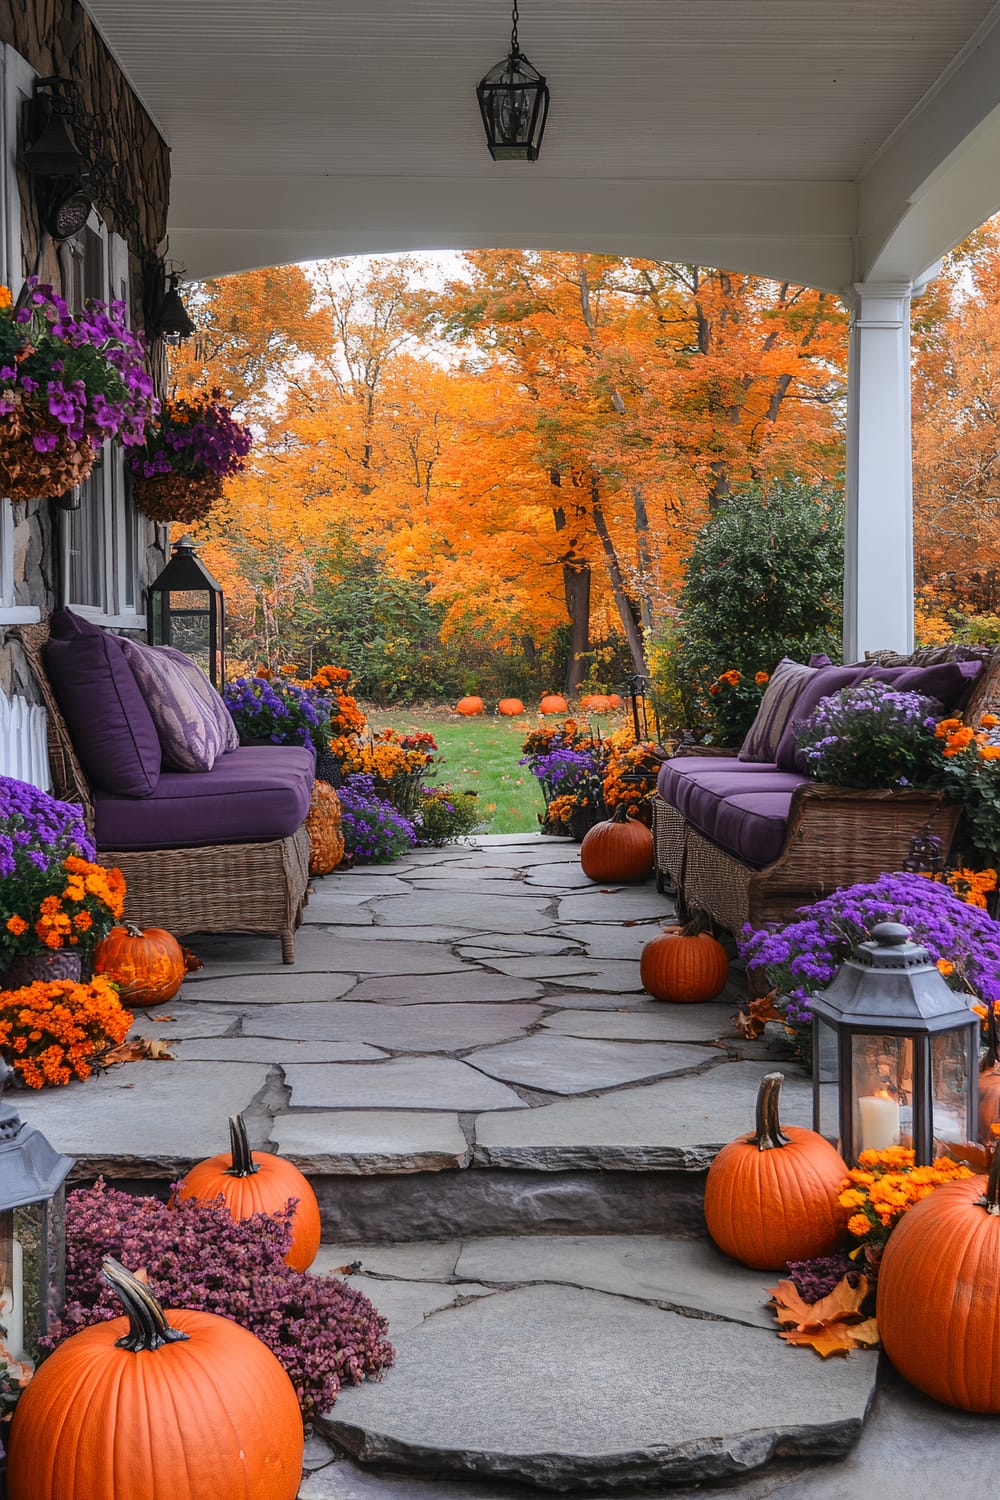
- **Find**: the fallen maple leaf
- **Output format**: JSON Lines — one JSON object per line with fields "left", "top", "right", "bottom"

{"left": 147, "top": 1014, "right": 175, "bottom": 1023}
{"left": 767, "top": 1274, "right": 878, "bottom": 1356}
{"left": 733, "top": 992, "right": 784, "bottom": 1040}
{"left": 767, "top": 1274, "right": 868, "bottom": 1331}
{"left": 181, "top": 946, "right": 203, "bottom": 973}
{"left": 327, "top": 1261, "right": 362, "bottom": 1276}
{"left": 98, "top": 1038, "right": 175, "bottom": 1067}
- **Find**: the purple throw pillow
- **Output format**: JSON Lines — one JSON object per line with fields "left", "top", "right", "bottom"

{"left": 44, "top": 608, "right": 161, "bottom": 797}
{"left": 119, "top": 637, "right": 229, "bottom": 772}
{"left": 151, "top": 646, "right": 239, "bottom": 754}
{"left": 738, "top": 658, "right": 816, "bottom": 763}
{"left": 859, "top": 659, "right": 982, "bottom": 710}
{"left": 774, "top": 664, "right": 869, "bottom": 771}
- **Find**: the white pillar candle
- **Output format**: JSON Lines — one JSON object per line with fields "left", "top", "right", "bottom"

{"left": 858, "top": 1094, "right": 901, "bottom": 1153}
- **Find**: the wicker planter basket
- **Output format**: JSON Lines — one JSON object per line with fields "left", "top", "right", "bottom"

{"left": 0, "top": 429, "right": 95, "bottom": 502}
{"left": 1, "top": 951, "right": 83, "bottom": 990}
{"left": 132, "top": 470, "right": 223, "bottom": 524}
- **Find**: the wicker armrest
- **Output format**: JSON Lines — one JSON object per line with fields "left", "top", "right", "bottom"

{"left": 671, "top": 744, "right": 739, "bottom": 759}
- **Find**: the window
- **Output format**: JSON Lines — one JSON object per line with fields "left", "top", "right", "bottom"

{"left": 59, "top": 218, "right": 144, "bottom": 624}
{"left": 0, "top": 44, "right": 40, "bottom": 625}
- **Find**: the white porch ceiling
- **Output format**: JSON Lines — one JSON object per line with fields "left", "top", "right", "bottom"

{"left": 81, "top": 0, "right": 1000, "bottom": 290}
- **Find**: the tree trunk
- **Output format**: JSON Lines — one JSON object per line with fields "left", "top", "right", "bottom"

{"left": 563, "top": 564, "right": 591, "bottom": 691}
{"left": 591, "top": 477, "right": 646, "bottom": 674}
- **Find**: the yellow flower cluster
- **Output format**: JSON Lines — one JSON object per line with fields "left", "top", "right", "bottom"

{"left": 0, "top": 286, "right": 12, "bottom": 311}
{"left": 838, "top": 1147, "right": 972, "bottom": 1246}
{"left": 943, "top": 867, "right": 998, "bottom": 910}
{"left": 0, "top": 976, "right": 133, "bottom": 1088}
{"left": 342, "top": 741, "right": 431, "bottom": 779}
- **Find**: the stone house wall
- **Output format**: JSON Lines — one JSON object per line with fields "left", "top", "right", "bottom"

{"left": 0, "top": 0, "right": 171, "bottom": 707}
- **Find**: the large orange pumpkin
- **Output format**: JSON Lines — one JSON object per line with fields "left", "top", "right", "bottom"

{"left": 580, "top": 693, "right": 611, "bottom": 713}
{"left": 539, "top": 693, "right": 569, "bottom": 715}
{"left": 606, "top": 693, "right": 623, "bottom": 709}
{"left": 497, "top": 698, "right": 525, "bottom": 716}
{"left": 703, "top": 1072, "right": 848, "bottom": 1270}
{"left": 455, "top": 696, "right": 485, "bottom": 716}
{"left": 640, "top": 915, "right": 729, "bottom": 1002}
{"left": 979, "top": 1006, "right": 1000, "bottom": 1142}
{"left": 878, "top": 1153, "right": 1000, "bottom": 1411}
{"left": 92, "top": 923, "right": 186, "bottom": 1008}
{"left": 177, "top": 1114, "right": 321, "bottom": 1272}
{"left": 305, "top": 780, "right": 344, "bottom": 875}
{"left": 7, "top": 1258, "right": 303, "bottom": 1500}
{"left": 579, "top": 804, "right": 653, "bottom": 883}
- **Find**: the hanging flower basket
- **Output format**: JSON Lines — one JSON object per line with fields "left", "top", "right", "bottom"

{"left": 132, "top": 469, "right": 224, "bottom": 524}
{"left": 0, "top": 423, "right": 96, "bottom": 502}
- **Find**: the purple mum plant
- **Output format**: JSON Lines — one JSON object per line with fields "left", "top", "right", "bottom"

{"left": 740, "top": 872, "right": 1000, "bottom": 1042}
{"left": 223, "top": 675, "right": 331, "bottom": 751}
{"left": 0, "top": 778, "right": 96, "bottom": 960}
{"left": 338, "top": 773, "right": 417, "bottom": 863}
{"left": 44, "top": 1181, "right": 394, "bottom": 1416}
{"left": 795, "top": 681, "right": 940, "bottom": 790}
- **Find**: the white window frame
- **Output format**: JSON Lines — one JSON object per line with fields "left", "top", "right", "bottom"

{"left": 59, "top": 216, "right": 145, "bottom": 628}
{"left": 0, "top": 44, "right": 41, "bottom": 626}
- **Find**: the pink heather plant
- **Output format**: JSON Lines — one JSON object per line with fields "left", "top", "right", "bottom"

{"left": 44, "top": 1181, "right": 394, "bottom": 1416}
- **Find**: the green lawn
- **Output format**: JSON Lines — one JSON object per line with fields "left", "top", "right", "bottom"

{"left": 364, "top": 709, "right": 543, "bottom": 833}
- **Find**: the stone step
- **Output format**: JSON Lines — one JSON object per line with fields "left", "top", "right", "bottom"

{"left": 315, "top": 1233, "right": 878, "bottom": 1494}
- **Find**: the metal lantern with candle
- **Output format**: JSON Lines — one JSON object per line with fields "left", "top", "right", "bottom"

{"left": 811, "top": 922, "right": 978, "bottom": 1165}
{"left": 146, "top": 534, "right": 226, "bottom": 689}
{"left": 0, "top": 1063, "right": 73, "bottom": 1367}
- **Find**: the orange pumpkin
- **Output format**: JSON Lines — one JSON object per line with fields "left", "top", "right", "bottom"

{"left": 92, "top": 923, "right": 185, "bottom": 1008}
{"left": 878, "top": 1153, "right": 1000, "bottom": 1410}
{"left": 640, "top": 915, "right": 729, "bottom": 1002}
{"left": 704, "top": 1072, "right": 848, "bottom": 1270}
{"left": 305, "top": 780, "right": 344, "bottom": 875}
{"left": 580, "top": 694, "right": 611, "bottom": 712}
{"left": 497, "top": 698, "right": 525, "bottom": 716}
{"left": 579, "top": 804, "right": 653, "bottom": 883}
{"left": 455, "top": 696, "right": 485, "bottom": 716}
{"left": 606, "top": 693, "right": 623, "bottom": 709}
{"left": 979, "top": 1006, "right": 1000, "bottom": 1142}
{"left": 7, "top": 1258, "right": 303, "bottom": 1500}
{"left": 539, "top": 693, "right": 569, "bottom": 715}
{"left": 177, "top": 1114, "right": 321, "bottom": 1272}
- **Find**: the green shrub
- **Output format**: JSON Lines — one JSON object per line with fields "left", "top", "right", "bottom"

{"left": 675, "top": 481, "right": 844, "bottom": 743}
{"left": 415, "top": 785, "right": 484, "bottom": 844}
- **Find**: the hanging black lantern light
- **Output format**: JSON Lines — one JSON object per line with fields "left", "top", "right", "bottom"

{"left": 23, "top": 79, "right": 95, "bottom": 242}
{"left": 477, "top": 1, "right": 550, "bottom": 161}
{"left": 156, "top": 273, "right": 196, "bottom": 343}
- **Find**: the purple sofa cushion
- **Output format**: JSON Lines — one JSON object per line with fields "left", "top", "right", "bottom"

{"left": 44, "top": 608, "right": 161, "bottom": 798}
{"left": 860, "top": 659, "right": 982, "bottom": 707}
{"left": 119, "top": 637, "right": 229, "bottom": 773}
{"left": 656, "top": 757, "right": 808, "bottom": 867}
{"left": 774, "top": 664, "right": 869, "bottom": 770}
{"left": 713, "top": 790, "right": 798, "bottom": 867}
{"left": 738, "top": 657, "right": 816, "bottom": 763}
{"left": 93, "top": 745, "right": 314, "bottom": 851}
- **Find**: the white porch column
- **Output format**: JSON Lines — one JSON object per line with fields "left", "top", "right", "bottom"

{"left": 843, "top": 281, "right": 914, "bottom": 662}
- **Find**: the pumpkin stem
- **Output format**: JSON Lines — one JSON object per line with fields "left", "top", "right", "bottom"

{"left": 102, "top": 1258, "right": 190, "bottom": 1352}
{"left": 122, "top": 922, "right": 144, "bottom": 938}
{"left": 679, "top": 908, "right": 715, "bottom": 939}
{"left": 750, "top": 1072, "right": 791, "bottom": 1151}
{"left": 977, "top": 1148, "right": 1000, "bottom": 1216}
{"left": 225, "top": 1112, "right": 262, "bottom": 1178}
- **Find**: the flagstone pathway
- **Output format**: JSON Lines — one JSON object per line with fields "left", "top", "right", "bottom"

{"left": 21, "top": 834, "right": 1000, "bottom": 1496}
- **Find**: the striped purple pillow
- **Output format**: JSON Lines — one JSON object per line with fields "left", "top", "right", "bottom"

{"left": 119, "top": 638, "right": 236, "bottom": 772}
{"left": 738, "top": 658, "right": 816, "bottom": 763}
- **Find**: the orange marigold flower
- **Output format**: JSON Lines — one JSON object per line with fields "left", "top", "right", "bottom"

{"left": 936, "top": 958, "right": 955, "bottom": 977}
{"left": 981, "top": 713, "right": 999, "bottom": 728}
{"left": 754, "top": 671, "right": 770, "bottom": 686}
{"left": 0, "top": 285, "right": 12, "bottom": 310}
{"left": 5, "top": 916, "right": 27, "bottom": 936}
{"left": 846, "top": 1213, "right": 871, "bottom": 1238}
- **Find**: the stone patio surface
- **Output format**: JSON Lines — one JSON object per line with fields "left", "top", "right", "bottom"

{"left": 21, "top": 833, "right": 998, "bottom": 1497}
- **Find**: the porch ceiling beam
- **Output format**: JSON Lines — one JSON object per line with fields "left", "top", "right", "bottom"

{"left": 169, "top": 175, "right": 857, "bottom": 291}
{"left": 859, "top": 4, "right": 1000, "bottom": 281}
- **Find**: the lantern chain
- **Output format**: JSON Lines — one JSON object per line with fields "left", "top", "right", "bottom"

{"left": 511, "top": 0, "right": 520, "bottom": 55}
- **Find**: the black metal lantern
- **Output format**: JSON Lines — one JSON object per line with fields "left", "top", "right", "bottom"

{"left": 620, "top": 673, "right": 661, "bottom": 745}
{"left": 811, "top": 923, "right": 978, "bottom": 1166}
{"left": 22, "top": 78, "right": 93, "bottom": 241}
{"left": 902, "top": 822, "right": 944, "bottom": 877}
{"left": 143, "top": 259, "right": 196, "bottom": 344}
{"left": 476, "top": 1, "right": 550, "bottom": 161}
{"left": 0, "top": 1063, "right": 73, "bottom": 1367}
{"left": 147, "top": 534, "right": 226, "bottom": 688}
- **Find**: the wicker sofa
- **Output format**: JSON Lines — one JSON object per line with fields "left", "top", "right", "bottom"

{"left": 14, "top": 619, "right": 311, "bottom": 963}
{"left": 653, "top": 646, "right": 1000, "bottom": 940}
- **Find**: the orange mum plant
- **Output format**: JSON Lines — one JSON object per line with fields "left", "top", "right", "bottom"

{"left": 0, "top": 976, "right": 133, "bottom": 1087}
